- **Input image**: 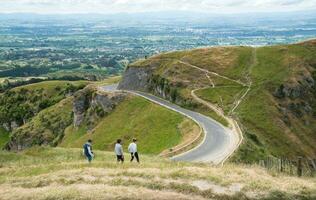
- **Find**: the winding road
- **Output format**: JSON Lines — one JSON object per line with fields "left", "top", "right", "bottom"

{"left": 99, "top": 84, "right": 240, "bottom": 165}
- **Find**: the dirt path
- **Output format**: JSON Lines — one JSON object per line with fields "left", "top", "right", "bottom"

{"left": 177, "top": 60, "right": 247, "bottom": 87}
{"left": 230, "top": 48, "right": 257, "bottom": 114}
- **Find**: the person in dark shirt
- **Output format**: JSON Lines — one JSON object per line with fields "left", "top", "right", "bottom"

{"left": 83, "top": 139, "right": 94, "bottom": 163}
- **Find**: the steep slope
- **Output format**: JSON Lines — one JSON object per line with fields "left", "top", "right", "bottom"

{"left": 6, "top": 97, "right": 74, "bottom": 150}
{"left": 119, "top": 40, "right": 316, "bottom": 162}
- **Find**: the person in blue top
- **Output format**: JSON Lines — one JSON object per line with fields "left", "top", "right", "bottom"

{"left": 83, "top": 139, "right": 94, "bottom": 163}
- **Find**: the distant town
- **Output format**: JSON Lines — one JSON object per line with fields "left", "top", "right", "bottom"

{"left": 0, "top": 12, "right": 315, "bottom": 84}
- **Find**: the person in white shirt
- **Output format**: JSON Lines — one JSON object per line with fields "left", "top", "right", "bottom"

{"left": 114, "top": 139, "right": 124, "bottom": 163}
{"left": 128, "top": 138, "right": 139, "bottom": 163}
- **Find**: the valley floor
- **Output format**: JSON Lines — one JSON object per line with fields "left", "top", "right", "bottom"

{"left": 0, "top": 147, "right": 315, "bottom": 200}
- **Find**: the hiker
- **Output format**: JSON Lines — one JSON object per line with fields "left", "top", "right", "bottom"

{"left": 115, "top": 139, "right": 124, "bottom": 163}
{"left": 128, "top": 138, "right": 139, "bottom": 163}
{"left": 83, "top": 139, "right": 94, "bottom": 163}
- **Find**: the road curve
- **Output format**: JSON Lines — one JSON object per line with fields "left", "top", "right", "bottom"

{"left": 99, "top": 84, "right": 239, "bottom": 165}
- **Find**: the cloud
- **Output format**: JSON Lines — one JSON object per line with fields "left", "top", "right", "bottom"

{"left": 0, "top": 0, "right": 315, "bottom": 14}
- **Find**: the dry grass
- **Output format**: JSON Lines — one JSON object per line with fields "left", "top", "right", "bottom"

{"left": 0, "top": 147, "right": 315, "bottom": 200}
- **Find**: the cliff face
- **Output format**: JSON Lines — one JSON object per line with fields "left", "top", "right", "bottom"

{"left": 118, "top": 66, "right": 192, "bottom": 107}
{"left": 73, "top": 86, "right": 126, "bottom": 128}
{"left": 118, "top": 66, "right": 153, "bottom": 91}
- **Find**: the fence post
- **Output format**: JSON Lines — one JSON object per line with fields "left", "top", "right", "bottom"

{"left": 297, "top": 157, "right": 303, "bottom": 177}
{"left": 290, "top": 160, "right": 293, "bottom": 175}
{"left": 259, "top": 160, "right": 264, "bottom": 167}
{"left": 280, "top": 158, "right": 284, "bottom": 172}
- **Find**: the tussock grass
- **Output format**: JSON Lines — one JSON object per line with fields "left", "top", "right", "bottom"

{"left": 0, "top": 147, "right": 315, "bottom": 200}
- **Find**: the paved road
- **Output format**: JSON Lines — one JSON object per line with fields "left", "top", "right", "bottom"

{"left": 99, "top": 84, "right": 236, "bottom": 165}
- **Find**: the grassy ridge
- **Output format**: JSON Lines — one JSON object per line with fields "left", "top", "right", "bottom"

{"left": 9, "top": 97, "right": 74, "bottom": 149}
{"left": 11, "top": 80, "right": 89, "bottom": 93}
{"left": 0, "top": 147, "right": 315, "bottom": 200}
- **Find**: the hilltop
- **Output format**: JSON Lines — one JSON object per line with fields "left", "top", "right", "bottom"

{"left": 119, "top": 39, "right": 316, "bottom": 162}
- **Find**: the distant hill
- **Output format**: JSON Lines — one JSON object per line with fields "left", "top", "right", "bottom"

{"left": 119, "top": 39, "right": 316, "bottom": 162}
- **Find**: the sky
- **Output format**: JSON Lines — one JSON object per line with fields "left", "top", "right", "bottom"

{"left": 0, "top": 0, "right": 316, "bottom": 14}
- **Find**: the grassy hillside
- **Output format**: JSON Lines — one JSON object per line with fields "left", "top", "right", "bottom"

{"left": 0, "top": 80, "right": 89, "bottom": 149}
{"left": 0, "top": 80, "right": 88, "bottom": 126}
{"left": 8, "top": 97, "right": 74, "bottom": 150}
{"left": 233, "top": 42, "right": 316, "bottom": 161}
{"left": 0, "top": 147, "right": 315, "bottom": 200}
{"left": 126, "top": 40, "right": 316, "bottom": 162}
{"left": 61, "top": 95, "right": 200, "bottom": 155}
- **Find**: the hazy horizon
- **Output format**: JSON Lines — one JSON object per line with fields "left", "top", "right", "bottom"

{"left": 1, "top": 0, "right": 316, "bottom": 14}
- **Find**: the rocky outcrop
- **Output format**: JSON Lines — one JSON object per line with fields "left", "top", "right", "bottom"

{"left": 73, "top": 88, "right": 92, "bottom": 127}
{"left": 73, "top": 86, "right": 126, "bottom": 128}
{"left": 119, "top": 66, "right": 196, "bottom": 109}
{"left": 118, "top": 65, "right": 196, "bottom": 108}
{"left": 274, "top": 76, "right": 314, "bottom": 99}
{"left": 118, "top": 66, "right": 154, "bottom": 91}
{"left": 274, "top": 72, "right": 316, "bottom": 124}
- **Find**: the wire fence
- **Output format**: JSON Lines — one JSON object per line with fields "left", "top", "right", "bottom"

{"left": 258, "top": 156, "right": 316, "bottom": 177}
